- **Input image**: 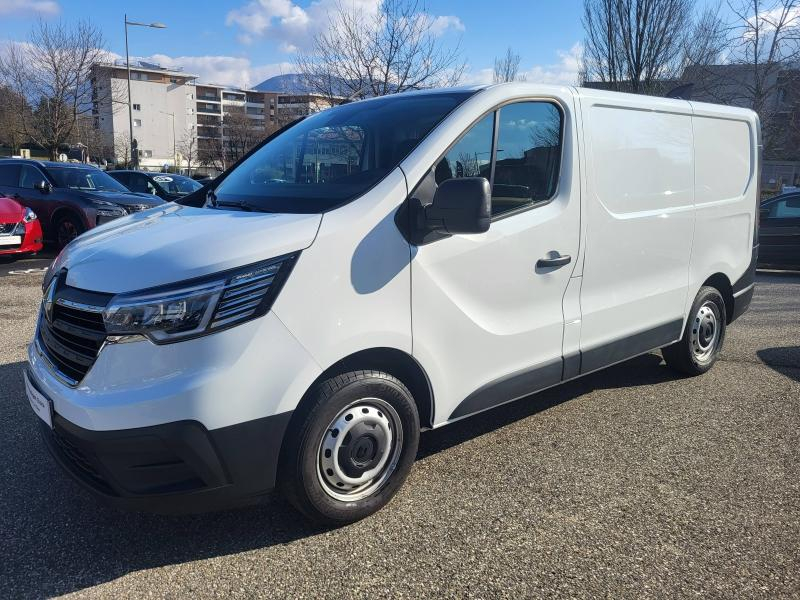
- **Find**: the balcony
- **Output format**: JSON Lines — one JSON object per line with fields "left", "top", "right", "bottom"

{"left": 197, "top": 94, "right": 220, "bottom": 102}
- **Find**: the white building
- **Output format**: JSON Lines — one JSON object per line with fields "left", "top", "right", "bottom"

{"left": 92, "top": 61, "right": 198, "bottom": 170}
{"left": 91, "top": 61, "right": 338, "bottom": 171}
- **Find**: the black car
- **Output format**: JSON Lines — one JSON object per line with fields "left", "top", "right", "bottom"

{"left": 109, "top": 170, "right": 203, "bottom": 202}
{"left": 759, "top": 193, "right": 800, "bottom": 270}
{"left": 0, "top": 159, "right": 164, "bottom": 247}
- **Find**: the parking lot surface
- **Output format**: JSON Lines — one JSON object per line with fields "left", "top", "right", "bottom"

{"left": 1, "top": 269, "right": 798, "bottom": 599}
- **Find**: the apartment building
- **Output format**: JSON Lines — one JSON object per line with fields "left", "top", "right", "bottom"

{"left": 91, "top": 61, "right": 198, "bottom": 169}
{"left": 91, "top": 61, "right": 338, "bottom": 171}
{"left": 194, "top": 83, "right": 276, "bottom": 163}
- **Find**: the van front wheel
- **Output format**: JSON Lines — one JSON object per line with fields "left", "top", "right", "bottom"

{"left": 662, "top": 286, "right": 727, "bottom": 376}
{"left": 279, "top": 370, "right": 420, "bottom": 525}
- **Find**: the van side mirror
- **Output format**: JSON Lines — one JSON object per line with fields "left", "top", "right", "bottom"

{"left": 424, "top": 177, "right": 491, "bottom": 235}
{"left": 34, "top": 180, "right": 52, "bottom": 194}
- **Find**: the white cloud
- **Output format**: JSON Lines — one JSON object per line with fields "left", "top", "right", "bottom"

{"left": 428, "top": 15, "right": 465, "bottom": 36}
{"left": 0, "top": 0, "right": 59, "bottom": 17}
{"left": 465, "top": 43, "right": 583, "bottom": 86}
{"left": 132, "top": 53, "right": 293, "bottom": 88}
{"left": 226, "top": 0, "right": 463, "bottom": 52}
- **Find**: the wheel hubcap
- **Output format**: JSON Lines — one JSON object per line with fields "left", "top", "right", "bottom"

{"left": 317, "top": 398, "right": 402, "bottom": 502}
{"left": 690, "top": 301, "right": 720, "bottom": 363}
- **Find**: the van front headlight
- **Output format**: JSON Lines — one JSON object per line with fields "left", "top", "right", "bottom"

{"left": 102, "top": 253, "right": 298, "bottom": 343}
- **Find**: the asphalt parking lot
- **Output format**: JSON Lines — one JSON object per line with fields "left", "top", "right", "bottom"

{"left": 1, "top": 266, "right": 798, "bottom": 599}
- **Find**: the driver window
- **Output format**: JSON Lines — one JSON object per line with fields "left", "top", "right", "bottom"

{"left": 492, "top": 102, "right": 562, "bottom": 216}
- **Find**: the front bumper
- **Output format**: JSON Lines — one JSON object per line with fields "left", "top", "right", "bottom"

{"left": 0, "top": 219, "right": 43, "bottom": 255}
{"left": 39, "top": 405, "right": 292, "bottom": 513}
{"left": 26, "top": 309, "right": 322, "bottom": 513}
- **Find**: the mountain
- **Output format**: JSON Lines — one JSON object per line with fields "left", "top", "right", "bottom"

{"left": 253, "top": 73, "right": 362, "bottom": 98}
{"left": 253, "top": 74, "right": 313, "bottom": 94}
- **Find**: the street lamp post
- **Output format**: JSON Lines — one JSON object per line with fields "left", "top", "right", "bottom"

{"left": 124, "top": 15, "right": 166, "bottom": 169}
{"left": 160, "top": 110, "right": 176, "bottom": 171}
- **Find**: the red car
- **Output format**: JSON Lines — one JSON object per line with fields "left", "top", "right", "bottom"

{"left": 0, "top": 195, "right": 43, "bottom": 257}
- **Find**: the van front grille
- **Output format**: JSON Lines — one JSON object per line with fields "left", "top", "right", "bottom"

{"left": 37, "top": 300, "right": 107, "bottom": 385}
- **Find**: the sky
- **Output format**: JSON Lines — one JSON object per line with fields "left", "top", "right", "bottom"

{"left": 0, "top": 0, "right": 586, "bottom": 89}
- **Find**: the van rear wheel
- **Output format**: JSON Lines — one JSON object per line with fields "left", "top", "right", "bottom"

{"left": 279, "top": 370, "right": 419, "bottom": 525}
{"left": 662, "top": 286, "right": 727, "bottom": 376}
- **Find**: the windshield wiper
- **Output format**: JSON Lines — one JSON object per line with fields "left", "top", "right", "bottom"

{"left": 213, "top": 200, "right": 272, "bottom": 213}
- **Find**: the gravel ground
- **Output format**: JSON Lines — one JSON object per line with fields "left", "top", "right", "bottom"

{"left": 0, "top": 270, "right": 798, "bottom": 599}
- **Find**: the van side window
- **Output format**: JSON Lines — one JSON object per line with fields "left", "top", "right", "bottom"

{"left": 492, "top": 102, "right": 562, "bottom": 216}
{"left": 434, "top": 114, "right": 494, "bottom": 185}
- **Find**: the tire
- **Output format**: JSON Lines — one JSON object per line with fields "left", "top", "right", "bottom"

{"left": 279, "top": 370, "right": 420, "bottom": 525}
{"left": 662, "top": 285, "right": 727, "bottom": 376}
{"left": 54, "top": 214, "right": 85, "bottom": 249}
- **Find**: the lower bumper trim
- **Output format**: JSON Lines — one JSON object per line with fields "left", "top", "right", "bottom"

{"left": 40, "top": 410, "right": 293, "bottom": 514}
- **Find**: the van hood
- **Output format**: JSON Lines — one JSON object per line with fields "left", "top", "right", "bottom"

{"left": 56, "top": 204, "right": 322, "bottom": 293}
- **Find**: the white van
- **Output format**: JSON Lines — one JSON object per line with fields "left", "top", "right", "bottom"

{"left": 25, "top": 83, "right": 759, "bottom": 524}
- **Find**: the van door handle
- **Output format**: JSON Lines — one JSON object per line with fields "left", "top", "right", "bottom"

{"left": 536, "top": 254, "right": 572, "bottom": 269}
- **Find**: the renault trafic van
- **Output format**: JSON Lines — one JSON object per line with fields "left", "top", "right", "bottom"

{"left": 25, "top": 83, "right": 759, "bottom": 524}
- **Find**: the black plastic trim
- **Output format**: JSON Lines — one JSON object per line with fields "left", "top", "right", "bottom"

{"left": 39, "top": 409, "right": 293, "bottom": 514}
{"left": 449, "top": 357, "right": 563, "bottom": 420}
{"left": 729, "top": 244, "right": 758, "bottom": 324}
{"left": 733, "top": 244, "right": 758, "bottom": 295}
{"left": 730, "top": 286, "right": 754, "bottom": 322}
{"left": 580, "top": 319, "right": 682, "bottom": 375}
{"left": 562, "top": 351, "right": 581, "bottom": 380}
{"left": 447, "top": 319, "right": 684, "bottom": 422}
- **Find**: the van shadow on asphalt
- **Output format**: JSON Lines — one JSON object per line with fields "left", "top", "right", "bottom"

{"left": 2, "top": 352, "right": 680, "bottom": 598}
{"left": 756, "top": 346, "right": 800, "bottom": 382}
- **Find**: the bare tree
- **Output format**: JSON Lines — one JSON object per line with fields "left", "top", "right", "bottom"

{"left": 0, "top": 85, "right": 28, "bottom": 155}
{"left": 177, "top": 131, "right": 197, "bottom": 176}
{"left": 70, "top": 114, "right": 107, "bottom": 163}
{"left": 223, "top": 107, "right": 264, "bottom": 163}
{"left": 0, "top": 19, "right": 115, "bottom": 160}
{"left": 582, "top": 0, "right": 695, "bottom": 94}
{"left": 114, "top": 132, "right": 132, "bottom": 168}
{"left": 728, "top": 0, "right": 800, "bottom": 109}
{"left": 493, "top": 47, "right": 525, "bottom": 83}
{"left": 199, "top": 138, "right": 224, "bottom": 172}
{"left": 682, "top": 0, "right": 800, "bottom": 157}
{"left": 682, "top": 5, "right": 729, "bottom": 69}
{"left": 296, "top": 0, "right": 465, "bottom": 101}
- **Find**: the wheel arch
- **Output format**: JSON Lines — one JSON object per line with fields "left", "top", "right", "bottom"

{"left": 285, "top": 347, "right": 435, "bottom": 434}
{"left": 702, "top": 272, "right": 734, "bottom": 323}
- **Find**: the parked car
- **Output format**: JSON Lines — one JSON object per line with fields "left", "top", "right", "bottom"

{"left": 0, "top": 159, "right": 165, "bottom": 248}
{"left": 25, "top": 85, "right": 759, "bottom": 525}
{"left": 758, "top": 193, "right": 800, "bottom": 270}
{"left": 0, "top": 195, "right": 43, "bottom": 258}
{"left": 108, "top": 170, "right": 203, "bottom": 202}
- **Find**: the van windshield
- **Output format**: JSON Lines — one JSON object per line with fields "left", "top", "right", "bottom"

{"left": 212, "top": 91, "right": 476, "bottom": 213}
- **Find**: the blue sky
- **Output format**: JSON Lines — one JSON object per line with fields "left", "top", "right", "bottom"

{"left": 0, "top": 0, "right": 586, "bottom": 88}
